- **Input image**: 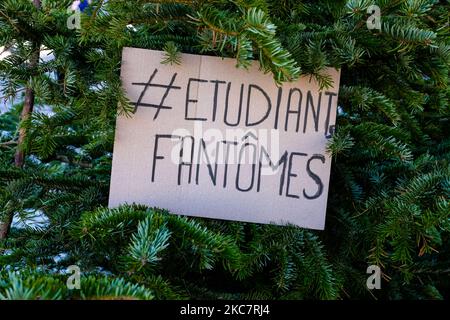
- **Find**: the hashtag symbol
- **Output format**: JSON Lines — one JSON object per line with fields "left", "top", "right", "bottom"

{"left": 131, "top": 68, "right": 181, "bottom": 120}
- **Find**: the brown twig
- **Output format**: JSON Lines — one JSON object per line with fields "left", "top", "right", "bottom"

{"left": 0, "top": 140, "right": 18, "bottom": 147}
{"left": 0, "top": 10, "right": 21, "bottom": 34}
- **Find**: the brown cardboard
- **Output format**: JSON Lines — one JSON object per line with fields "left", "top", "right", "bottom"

{"left": 109, "top": 47, "right": 341, "bottom": 230}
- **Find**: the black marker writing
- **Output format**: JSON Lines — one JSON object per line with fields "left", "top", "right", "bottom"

{"left": 286, "top": 152, "right": 307, "bottom": 199}
{"left": 303, "top": 154, "right": 325, "bottom": 199}
{"left": 131, "top": 68, "right": 181, "bottom": 119}
{"left": 185, "top": 78, "right": 208, "bottom": 121}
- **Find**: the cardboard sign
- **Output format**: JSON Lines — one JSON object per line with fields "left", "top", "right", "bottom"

{"left": 109, "top": 48, "right": 341, "bottom": 230}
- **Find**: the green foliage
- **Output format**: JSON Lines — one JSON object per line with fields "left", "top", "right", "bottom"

{"left": 0, "top": 0, "right": 449, "bottom": 300}
{"left": 161, "top": 41, "right": 182, "bottom": 65}
{"left": 0, "top": 270, "right": 154, "bottom": 300}
{"left": 193, "top": 5, "right": 301, "bottom": 83}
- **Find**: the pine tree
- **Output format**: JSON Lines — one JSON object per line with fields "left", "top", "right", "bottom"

{"left": 0, "top": 0, "right": 449, "bottom": 300}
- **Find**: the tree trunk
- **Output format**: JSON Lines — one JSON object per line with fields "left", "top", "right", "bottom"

{"left": 0, "top": 211, "right": 13, "bottom": 240}
{"left": 0, "top": 0, "right": 41, "bottom": 240}
{"left": 14, "top": 85, "right": 36, "bottom": 167}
